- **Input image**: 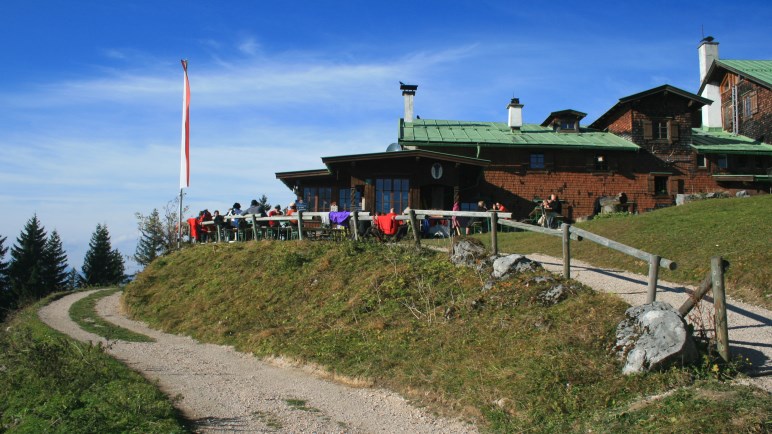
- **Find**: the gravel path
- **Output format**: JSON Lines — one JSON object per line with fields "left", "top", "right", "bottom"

{"left": 527, "top": 253, "right": 772, "bottom": 392}
{"left": 38, "top": 291, "right": 478, "bottom": 434}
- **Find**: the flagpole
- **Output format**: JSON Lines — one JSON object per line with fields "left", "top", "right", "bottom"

{"left": 178, "top": 59, "right": 190, "bottom": 249}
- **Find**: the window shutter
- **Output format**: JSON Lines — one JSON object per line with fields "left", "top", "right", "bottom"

{"left": 647, "top": 176, "right": 655, "bottom": 194}
{"left": 751, "top": 92, "right": 758, "bottom": 114}
{"left": 643, "top": 120, "right": 653, "bottom": 140}
{"left": 668, "top": 120, "right": 679, "bottom": 143}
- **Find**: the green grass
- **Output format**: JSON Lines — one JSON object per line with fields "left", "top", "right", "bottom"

{"left": 463, "top": 195, "right": 772, "bottom": 310}
{"left": 123, "top": 238, "right": 771, "bottom": 433}
{"left": 0, "top": 295, "right": 187, "bottom": 433}
{"left": 69, "top": 288, "right": 154, "bottom": 342}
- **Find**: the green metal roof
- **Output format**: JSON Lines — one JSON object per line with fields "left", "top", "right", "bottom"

{"left": 717, "top": 60, "right": 772, "bottom": 88}
{"left": 699, "top": 59, "right": 772, "bottom": 94}
{"left": 399, "top": 119, "right": 640, "bottom": 151}
{"left": 690, "top": 128, "right": 772, "bottom": 155}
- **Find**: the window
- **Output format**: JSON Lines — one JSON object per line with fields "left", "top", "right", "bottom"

{"left": 375, "top": 178, "right": 409, "bottom": 214}
{"left": 594, "top": 154, "right": 608, "bottom": 171}
{"left": 560, "top": 119, "right": 575, "bottom": 130}
{"left": 643, "top": 119, "right": 678, "bottom": 142}
{"left": 722, "top": 104, "right": 733, "bottom": 131}
{"left": 339, "top": 188, "right": 361, "bottom": 211}
{"left": 654, "top": 177, "right": 668, "bottom": 196}
{"left": 717, "top": 154, "right": 728, "bottom": 170}
{"left": 303, "top": 187, "right": 332, "bottom": 211}
{"left": 696, "top": 154, "right": 707, "bottom": 168}
{"left": 743, "top": 92, "right": 758, "bottom": 118}
{"left": 530, "top": 153, "right": 545, "bottom": 169}
{"left": 654, "top": 121, "right": 668, "bottom": 140}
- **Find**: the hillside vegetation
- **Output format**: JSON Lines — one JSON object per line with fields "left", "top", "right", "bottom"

{"left": 479, "top": 195, "right": 771, "bottom": 310}
{"left": 124, "top": 237, "right": 770, "bottom": 432}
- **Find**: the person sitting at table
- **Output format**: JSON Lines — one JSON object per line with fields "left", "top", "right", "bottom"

{"left": 268, "top": 204, "right": 282, "bottom": 227}
{"left": 542, "top": 194, "right": 562, "bottom": 228}
{"left": 225, "top": 203, "right": 244, "bottom": 241}
{"left": 197, "top": 209, "right": 212, "bottom": 242}
{"left": 286, "top": 203, "right": 298, "bottom": 226}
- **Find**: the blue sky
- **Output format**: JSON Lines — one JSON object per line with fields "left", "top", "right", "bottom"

{"left": 1, "top": 1, "right": 770, "bottom": 273}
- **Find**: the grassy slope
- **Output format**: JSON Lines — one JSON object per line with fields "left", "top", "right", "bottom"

{"left": 124, "top": 240, "right": 770, "bottom": 433}
{"left": 0, "top": 295, "right": 186, "bottom": 433}
{"left": 478, "top": 195, "right": 771, "bottom": 310}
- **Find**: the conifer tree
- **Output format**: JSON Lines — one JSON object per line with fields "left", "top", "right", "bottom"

{"left": 82, "top": 224, "right": 125, "bottom": 287}
{"left": 42, "top": 230, "right": 69, "bottom": 293}
{"left": 9, "top": 215, "right": 48, "bottom": 302}
{"left": 0, "top": 235, "right": 12, "bottom": 319}
{"left": 66, "top": 267, "right": 82, "bottom": 290}
{"left": 134, "top": 209, "right": 167, "bottom": 267}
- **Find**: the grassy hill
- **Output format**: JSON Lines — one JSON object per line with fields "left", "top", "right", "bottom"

{"left": 473, "top": 195, "right": 771, "bottom": 310}
{"left": 123, "top": 224, "right": 771, "bottom": 432}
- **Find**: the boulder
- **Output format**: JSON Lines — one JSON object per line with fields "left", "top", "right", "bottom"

{"left": 450, "top": 238, "right": 488, "bottom": 268}
{"left": 736, "top": 190, "right": 749, "bottom": 198}
{"left": 537, "top": 283, "right": 569, "bottom": 306}
{"left": 491, "top": 254, "right": 542, "bottom": 279}
{"left": 614, "top": 301, "right": 697, "bottom": 374}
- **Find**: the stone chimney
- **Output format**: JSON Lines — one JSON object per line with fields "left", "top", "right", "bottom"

{"left": 400, "top": 82, "right": 418, "bottom": 122}
{"left": 507, "top": 98, "right": 524, "bottom": 131}
{"left": 698, "top": 37, "right": 722, "bottom": 128}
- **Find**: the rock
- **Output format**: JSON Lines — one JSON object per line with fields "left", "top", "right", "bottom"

{"left": 614, "top": 301, "right": 697, "bottom": 374}
{"left": 491, "top": 254, "right": 542, "bottom": 279}
{"left": 736, "top": 190, "right": 749, "bottom": 198}
{"left": 537, "top": 284, "right": 568, "bottom": 306}
{"left": 450, "top": 238, "right": 488, "bottom": 268}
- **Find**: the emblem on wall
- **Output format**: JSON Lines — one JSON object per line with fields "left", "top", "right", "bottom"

{"left": 431, "top": 162, "right": 443, "bottom": 180}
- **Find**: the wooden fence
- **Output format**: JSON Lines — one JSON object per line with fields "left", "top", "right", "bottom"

{"left": 198, "top": 209, "right": 675, "bottom": 303}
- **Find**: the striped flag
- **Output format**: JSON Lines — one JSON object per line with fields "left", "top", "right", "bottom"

{"left": 179, "top": 59, "right": 190, "bottom": 189}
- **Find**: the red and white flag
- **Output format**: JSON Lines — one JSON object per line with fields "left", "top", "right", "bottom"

{"left": 179, "top": 59, "right": 190, "bottom": 189}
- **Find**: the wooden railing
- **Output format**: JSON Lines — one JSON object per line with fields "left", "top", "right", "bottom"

{"left": 198, "top": 209, "right": 676, "bottom": 303}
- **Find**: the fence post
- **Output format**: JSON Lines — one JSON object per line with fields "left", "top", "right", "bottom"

{"left": 409, "top": 209, "right": 421, "bottom": 250}
{"left": 297, "top": 211, "right": 304, "bottom": 241}
{"left": 647, "top": 254, "right": 660, "bottom": 303}
{"left": 712, "top": 256, "right": 730, "bottom": 362}
{"left": 562, "top": 224, "right": 571, "bottom": 279}
{"left": 490, "top": 211, "right": 498, "bottom": 256}
{"left": 250, "top": 215, "right": 258, "bottom": 241}
{"left": 677, "top": 273, "right": 712, "bottom": 317}
{"left": 351, "top": 211, "right": 359, "bottom": 241}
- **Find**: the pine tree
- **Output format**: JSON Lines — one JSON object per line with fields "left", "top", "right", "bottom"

{"left": 134, "top": 209, "right": 168, "bottom": 267}
{"left": 82, "top": 224, "right": 125, "bottom": 287}
{"left": 0, "top": 235, "right": 12, "bottom": 319}
{"left": 66, "top": 267, "right": 82, "bottom": 290}
{"left": 257, "top": 194, "right": 271, "bottom": 213}
{"left": 41, "top": 230, "right": 69, "bottom": 293}
{"left": 9, "top": 215, "right": 48, "bottom": 302}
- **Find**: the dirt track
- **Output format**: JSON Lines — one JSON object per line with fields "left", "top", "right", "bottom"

{"left": 38, "top": 291, "right": 478, "bottom": 433}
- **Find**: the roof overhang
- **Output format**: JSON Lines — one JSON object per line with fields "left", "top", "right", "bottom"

{"left": 275, "top": 168, "right": 332, "bottom": 190}
{"left": 713, "top": 174, "right": 772, "bottom": 183}
{"left": 321, "top": 149, "right": 490, "bottom": 167}
{"left": 699, "top": 59, "right": 772, "bottom": 95}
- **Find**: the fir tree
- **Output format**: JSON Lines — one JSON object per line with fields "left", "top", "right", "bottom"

{"left": 0, "top": 235, "right": 12, "bottom": 319}
{"left": 66, "top": 267, "right": 82, "bottom": 290}
{"left": 134, "top": 209, "right": 168, "bottom": 267}
{"left": 9, "top": 215, "right": 48, "bottom": 302}
{"left": 42, "top": 230, "right": 69, "bottom": 293}
{"left": 257, "top": 194, "right": 271, "bottom": 212}
{"left": 82, "top": 224, "right": 125, "bottom": 287}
